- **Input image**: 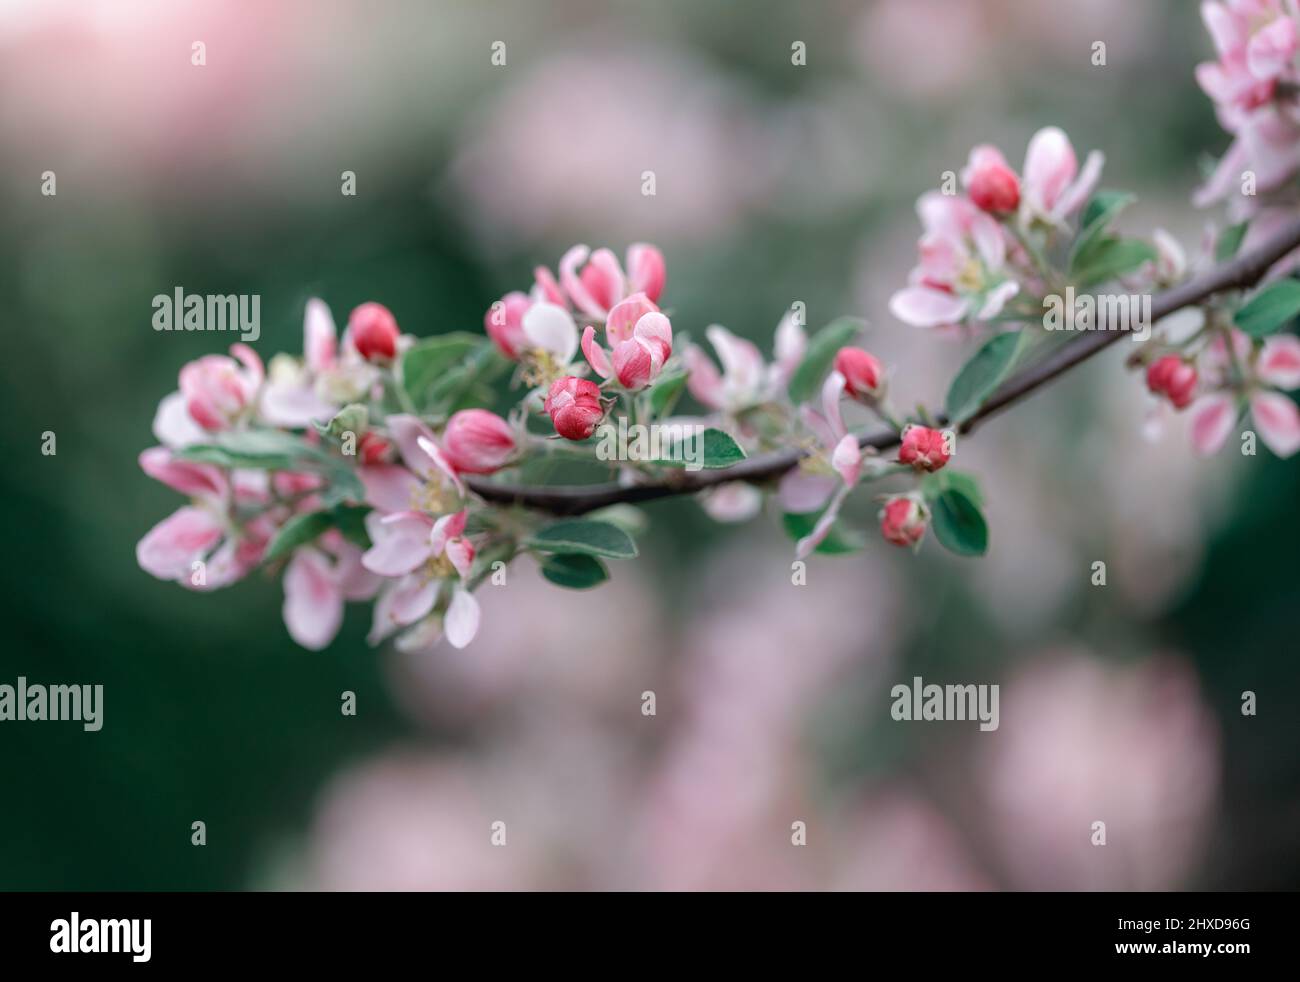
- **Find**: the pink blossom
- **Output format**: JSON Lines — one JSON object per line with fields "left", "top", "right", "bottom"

{"left": 833, "top": 346, "right": 886, "bottom": 403}
{"left": 685, "top": 312, "right": 808, "bottom": 413}
{"left": 440, "top": 409, "right": 516, "bottom": 475}
{"left": 792, "top": 372, "right": 863, "bottom": 558}
{"left": 544, "top": 376, "right": 605, "bottom": 440}
{"left": 177, "top": 343, "right": 263, "bottom": 431}
{"left": 581, "top": 294, "right": 673, "bottom": 389}
{"left": 282, "top": 535, "right": 380, "bottom": 651}
{"left": 483, "top": 291, "right": 531, "bottom": 360}
{"left": 879, "top": 494, "right": 928, "bottom": 548}
{"left": 1196, "top": 0, "right": 1297, "bottom": 118}
{"left": 1188, "top": 331, "right": 1300, "bottom": 457}
{"left": 889, "top": 192, "right": 1020, "bottom": 330}
{"left": 1019, "top": 126, "right": 1105, "bottom": 228}
{"left": 347, "top": 302, "right": 400, "bottom": 362}
{"left": 259, "top": 298, "right": 343, "bottom": 428}
{"left": 899, "top": 424, "right": 951, "bottom": 471}
{"left": 962, "top": 144, "right": 1020, "bottom": 213}
{"left": 558, "top": 243, "right": 666, "bottom": 320}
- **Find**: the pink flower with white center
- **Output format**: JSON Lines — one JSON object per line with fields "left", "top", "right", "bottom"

{"left": 581, "top": 294, "right": 673, "bottom": 390}
{"left": 282, "top": 533, "right": 381, "bottom": 651}
{"left": 259, "top": 298, "right": 344, "bottom": 428}
{"left": 362, "top": 510, "right": 480, "bottom": 650}
{"left": 483, "top": 291, "right": 532, "bottom": 360}
{"left": 898, "top": 424, "right": 952, "bottom": 471}
{"left": 555, "top": 243, "right": 666, "bottom": 320}
{"left": 833, "top": 346, "right": 886, "bottom": 403}
{"left": 879, "top": 493, "right": 929, "bottom": 548}
{"left": 544, "top": 376, "right": 606, "bottom": 441}
{"left": 1189, "top": 332, "right": 1300, "bottom": 457}
{"left": 685, "top": 312, "right": 808, "bottom": 413}
{"left": 1018, "top": 126, "right": 1105, "bottom": 229}
{"left": 790, "top": 371, "right": 864, "bottom": 559}
{"left": 962, "top": 144, "right": 1021, "bottom": 214}
{"left": 440, "top": 409, "right": 516, "bottom": 475}
{"left": 1146, "top": 356, "right": 1199, "bottom": 410}
{"left": 889, "top": 192, "right": 1021, "bottom": 330}
{"left": 177, "top": 342, "right": 264, "bottom": 431}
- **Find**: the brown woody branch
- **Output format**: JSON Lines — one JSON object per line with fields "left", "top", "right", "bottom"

{"left": 466, "top": 218, "right": 1300, "bottom": 516}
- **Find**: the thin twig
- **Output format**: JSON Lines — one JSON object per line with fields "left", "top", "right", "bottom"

{"left": 466, "top": 218, "right": 1300, "bottom": 516}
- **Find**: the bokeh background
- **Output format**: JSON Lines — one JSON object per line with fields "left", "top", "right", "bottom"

{"left": 1, "top": 0, "right": 1296, "bottom": 890}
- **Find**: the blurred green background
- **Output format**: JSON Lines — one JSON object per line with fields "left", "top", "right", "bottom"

{"left": 0, "top": 0, "right": 1296, "bottom": 890}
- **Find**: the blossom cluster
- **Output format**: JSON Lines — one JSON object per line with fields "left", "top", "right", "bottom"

{"left": 136, "top": 4, "right": 1300, "bottom": 650}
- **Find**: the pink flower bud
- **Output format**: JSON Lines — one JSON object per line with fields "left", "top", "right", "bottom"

{"left": 441, "top": 409, "right": 516, "bottom": 474}
{"left": 544, "top": 376, "right": 605, "bottom": 441}
{"left": 484, "top": 291, "right": 531, "bottom": 360}
{"left": 358, "top": 431, "right": 394, "bottom": 466}
{"left": 1146, "top": 355, "right": 1197, "bottom": 410}
{"left": 899, "top": 425, "right": 951, "bottom": 471}
{"left": 833, "top": 346, "right": 885, "bottom": 402}
{"left": 963, "top": 145, "right": 1021, "bottom": 214}
{"left": 348, "top": 302, "right": 400, "bottom": 362}
{"left": 880, "top": 495, "right": 928, "bottom": 548}
{"left": 178, "top": 343, "right": 263, "bottom": 431}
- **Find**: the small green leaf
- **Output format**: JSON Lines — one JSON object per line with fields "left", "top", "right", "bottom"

{"left": 528, "top": 519, "right": 638, "bottom": 559}
{"left": 315, "top": 403, "right": 368, "bottom": 441}
{"left": 1070, "top": 190, "right": 1135, "bottom": 272}
{"left": 540, "top": 553, "right": 610, "bottom": 589}
{"left": 400, "top": 333, "right": 480, "bottom": 407}
{"left": 930, "top": 488, "right": 988, "bottom": 557}
{"left": 648, "top": 371, "right": 688, "bottom": 418}
{"left": 1072, "top": 238, "right": 1156, "bottom": 288}
{"left": 787, "top": 316, "right": 864, "bottom": 405}
{"left": 1216, "top": 221, "right": 1249, "bottom": 262}
{"left": 1234, "top": 279, "right": 1300, "bottom": 338}
{"left": 262, "top": 511, "right": 335, "bottom": 564}
{"left": 781, "top": 511, "right": 866, "bottom": 555}
{"left": 316, "top": 465, "right": 366, "bottom": 507}
{"left": 651, "top": 427, "right": 747, "bottom": 469}
{"left": 945, "top": 331, "right": 1024, "bottom": 425}
{"left": 330, "top": 504, "right": 373, "bottom": 549}
{"left": 176, "top": 429, "right": 327, "bottom": 470}
{"left": 921, "top": 469, "right": 985, "bottom": 509}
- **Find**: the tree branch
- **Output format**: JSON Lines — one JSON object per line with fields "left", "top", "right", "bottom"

{"left": 466, "top": 217, "right": 1300, "bottom": 516}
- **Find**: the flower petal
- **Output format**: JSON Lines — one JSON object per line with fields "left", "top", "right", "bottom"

{"left": 522, "top": 301, "right": 579, "bottom": 364}
{"left": 444, "top": 588, "right": 481, "bottom": 649}
{"left": 581, "top": 324, "right": 612, "bottom": 379}
{"left": 283, "top": 548, "right": 344, "bottom": 651}
{"left": 1189, "top": 392, "right": 1237, "bottom": 456}
{"left": 136, "top": 506, "right": 224, "bottom": 582}
{"left": 361, "top": 511, "right": 433, "bottom": 576}
{"left": 1251, "top": 390, "right": 1300, "bottom": 457}
{"left": 304, "top": 298, "right": 337, "bottom": 373}
{"left": 889, "top": 286, "right": 970, "bottom": 328}
{"left": 1258, "top": 334, "right": 1300, "bottom": 389}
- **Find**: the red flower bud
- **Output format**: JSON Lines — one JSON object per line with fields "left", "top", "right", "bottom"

{"left": 1145, "top": 355, "right": 1197, "bottom": 410}
{"left": 348, "top": 302, "right": 400, "bottom": 362}
{"left": 964, "top": 145, "right": 1021, "bottom": 213}
{"left": 833, "top": 346, "right": 885, "bottom": 402}
{"left": 441, "top": 408, "right": 516, "bottom": 474}
{"left": 898, "top": 424, "right": 951, "bottom": 471}
{"left": 358, "top": 431, "right": 394, "bottom": 466}
{"left": 544, "top": 376, "right": 604, "bottom": 441}
{"left": 880, "top": 495, "right": 928, "bottom": 547}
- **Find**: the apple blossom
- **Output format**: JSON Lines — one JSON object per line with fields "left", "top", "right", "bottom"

{"left": 962, "top": 145, "right": 1020, "bottom": 214}
{"left": 484, "top": 291, "right": 532, "bottom": 360}
{"left": 544, "top": 376, "right": 605, "bottom": 440}
{"left": 833, "top": 346, "right": 886, "bottom": 403}
{"left": 440, "top": 409, "right": 516, "bottom": 474}
{"left": 348, "top": 302, "right": 401, "bottom": 362}
{"left": 879, "top": 494, "right": 928, "bottom": 548}
{"left": 178, "top": 343, "right": 263, "bottom": 431}
{"left": 581, "top": 295, "right": 673, "bottom": 389}
{"left": 898, "top": 425, "right": 951, "bottom": 471}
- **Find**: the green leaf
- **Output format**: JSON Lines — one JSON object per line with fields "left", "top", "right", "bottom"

{"left": 921, "top": 469, "right": 985, "bottom": 509}
{"left": 314, "top": 403, "right": 369, "bottom": 441}
{"left": 1234, "top": 279, "right": 1300, "bottom": 338}
{"left": 781, "top": 511, "right": 866, "bottom": 555}
{"left": 261, "top": 504, "right": 373, "bottom": 564}
{"left": 1071, "top": 238, "right": 1156, "bottom": 288}
{"left": 316, "top": 465, "right": 366, "bottom": 508}
{"left": 944, "top": 331, "right": 1024, "bottom": 425}
{"left": 787, "top": 317, "right": 864, "bottom": 405}
{"left": 528, "top": 519, "right": 638, "bottom": 559}
{"left": 262, "top": 511, "right": 334, "bottom": 564}
{"left": 400, "top": 333, "right": 480, "bottom": 407}
{"left": 1216, "top": 221, "right": 1249, "bottom": 263}
{"left": 650, "top": 427, "right": 747, "bottom": 469}
{"left": 176, "top": 429, "right": 327, "bottom": 471}
{"left": 539, "top": 553, "right": 610, "bottom": 589}
{"left": 648, "top": 371, "right": 688, "bottom": 418}
{"left": 423, "top": 341, "right": 508, "bottom": 414}
{"left": 930, "top": 488, "right": 988, "bottom": 557}
{"left": 1070, "top": 190, "right": 1135, "bottom": 273}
